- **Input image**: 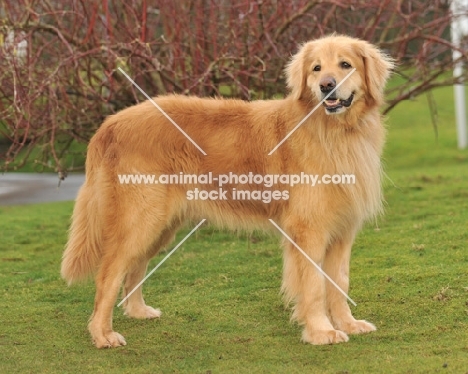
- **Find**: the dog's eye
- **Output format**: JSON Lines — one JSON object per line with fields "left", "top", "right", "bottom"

{"left": 341, "top": 61, "right": 352, "bottom": 69}
{"left": 313, "top": 65, "right": 321, "bottom": 72}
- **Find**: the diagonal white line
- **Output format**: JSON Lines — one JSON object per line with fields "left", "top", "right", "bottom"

{"left": 117, "top": 219, "right": 207, "bottom": 307}
{"left": 118, "top": 67, "right": 207, "bottom": 155}
{"left": 269, "top": 219, "right": 357, "bottom": 306}
{"left": 268, "top": 68, "right": 356, "bottom": 155}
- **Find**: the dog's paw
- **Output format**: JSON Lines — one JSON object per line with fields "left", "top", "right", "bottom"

{"left": 124, "top": 305, "right": 162, "bottom": 319}
{"left": 301, "top": 329, "right": 349, "bottom": 345}
{"left": 92, "top": 331, "right": 127, "bottom": 349}
{"left": 336, "top": 319, "right": 376, "bottom": 335}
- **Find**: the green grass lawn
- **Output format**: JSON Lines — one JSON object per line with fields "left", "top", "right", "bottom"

{"left": 1, "top": 87, "right": 468, "bottom": 373}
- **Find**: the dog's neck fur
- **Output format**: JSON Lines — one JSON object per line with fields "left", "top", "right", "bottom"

{"left": 282, "top": 97, "right": 385, "bottom": 223}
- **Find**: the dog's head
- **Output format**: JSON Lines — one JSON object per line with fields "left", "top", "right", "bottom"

{"left": 286, "top": 35, "right": 394, "bottom": 114}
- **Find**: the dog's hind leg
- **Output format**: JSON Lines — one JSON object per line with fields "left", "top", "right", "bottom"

{"left": 122, "top": 222, "right": 181, "bottom": 319}
{"left": 121, "top": 259, "right": 161, "bottom": 319}
{"left": 88, "top": 203, "right": 175, "bottom": 348}
{"left": 88, "top": 249, "right": 129, "bottom": 348}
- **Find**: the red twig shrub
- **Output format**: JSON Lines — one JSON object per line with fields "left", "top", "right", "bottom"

{"left": 0, "top": 0, "right": 466, "bottom": 172}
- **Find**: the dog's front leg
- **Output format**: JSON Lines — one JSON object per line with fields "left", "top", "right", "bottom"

{"left": 324, "top": 234, "right": 376, "bottom": 335}
{"left": 281, "top": 227, "right": 349, "bottom": 345}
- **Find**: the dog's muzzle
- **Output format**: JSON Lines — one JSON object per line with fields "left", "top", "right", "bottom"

{"left": 319, "top": 76, "right": 354, "bottom": 113}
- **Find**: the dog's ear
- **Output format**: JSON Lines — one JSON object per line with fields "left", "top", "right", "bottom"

{"left": 358, "top": 42, "right": 395, "bottom": 106}
{"left": 285, "top": 43, "right": 310, "bottom": 101}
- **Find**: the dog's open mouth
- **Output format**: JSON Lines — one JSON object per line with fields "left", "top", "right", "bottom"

{"left": 323, "top": 93, "right": 354, "bottom": 113}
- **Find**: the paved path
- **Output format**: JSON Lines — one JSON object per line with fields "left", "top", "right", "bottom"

{"left": 0, "top": 173, "right": 85, "bottom": 206}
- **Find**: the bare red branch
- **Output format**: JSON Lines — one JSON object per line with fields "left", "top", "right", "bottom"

{"left": 0, "top": 0, "right": 467, "bottom": 172}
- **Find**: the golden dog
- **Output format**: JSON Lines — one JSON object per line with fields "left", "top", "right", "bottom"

{"left": 61, "top": 35, "right": 393, "bottom": 348}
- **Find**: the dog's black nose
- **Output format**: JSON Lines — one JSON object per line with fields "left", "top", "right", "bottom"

{"left": 320, "top": 77, "right": 336, "bottom": 93}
